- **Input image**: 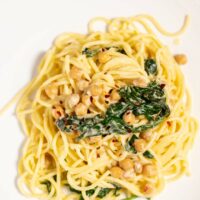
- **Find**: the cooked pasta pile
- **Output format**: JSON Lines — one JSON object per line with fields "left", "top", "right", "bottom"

{"left": 12, "top": 15, "right": 198, "bottom": 200}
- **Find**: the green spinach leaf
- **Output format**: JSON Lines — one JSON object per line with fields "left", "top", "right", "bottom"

{"left": 125, "top": 134, "right": 138, "bottom": 153}
{"left": 97, "top": 188, "right": 111, "bottom": 198}
{"left": 122, "top": 195, "right": 138, "bottom": 200}
{"left": 70, "top": 185, "right": 119, "bottom": 199}
{"left": 123, "top": 195, "right": 151, "bottom": 200}
{"left": 112, "top": 183, "right": 121, "bottom": 196}
{"left": 56, "top": 81, "right": 170, "bottom": 139}
{"left": 69, "top": 186, "right": 81, "bottom": 194}
{"left": 86, "top": 189, "right": 95, "bottom": 196}
{"left": 41, "top": 180, "right": 51, "bottom": 193}
{"left": 82, "top": 46, "right": 127, "bottom": 58}
{"left": 143, "top": 150, "right": 154, "bottom": 159}
{"left": 145, "top": 59, "right": 157, "bottom": 75}
{"left": 82, "top": 48, "right": 99, "bottom": 57}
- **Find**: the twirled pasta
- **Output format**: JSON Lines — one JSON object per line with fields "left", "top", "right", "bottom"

{"left": 3, "top": 15, "right": 197, "bottom": 200}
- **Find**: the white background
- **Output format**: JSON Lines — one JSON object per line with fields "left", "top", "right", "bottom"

{"left": 0, "top": 0, "right": 200, "bottom": 200}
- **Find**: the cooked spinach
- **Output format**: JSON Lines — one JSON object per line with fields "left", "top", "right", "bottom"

{"left": 83, "top": 187, "right": 111, "bottom": 197}
{"left": 143, "top": 150, "right": 154, "bottom": 159}
{"left": 123, "top": 195, "right": 138, "bottom": 200}
{"left": 69, "top": 185, "right": 81, "bottom": 194}
{"left": 102, "top": 46, "right": 127, "bottom": 55}
{"left": 97, "top": 188, "right": 112, "bottom": 198}
{"left": 79, "top": 196, "right": 84, "bottom": 200}
{"left": 123, "top": 196, "right": 151, "bottom": 200}
{"left": 82, "top": 48, "right": 99, "bottom": 57}
{"left": 53, "top": 175, "right": 57, "bottom": 181}
{"left": 56, "top": 81, "right": 170, "bottom": 139}
{"left": 82, "top": 46, "right": 127, "bottom": 58}
{"left": 85, "top": 189, "right": 95, "bottom": 197}
{"left": 113, "top": 184, "right": 122, "bottom": 196}
{"left": 125, "top": 134, "right": 138, "bottom": 153}
{"left": 69, "top": 185, "right": 120, "bottom": 199}
{"left": 41, "top": 180, "right": 51, "bottom": 193}
{"left": 119, "top": 81, "right": 170, "bottom": 132}
{"left": 145, "top": 59, "right": 157, "bottom": 75}
{"left": 41, "top": 176, "right": 57, "bottom": 194}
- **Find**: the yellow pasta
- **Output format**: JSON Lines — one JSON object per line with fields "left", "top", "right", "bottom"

{"left": 1, "top": 15, "right": 198, "bottom": 200}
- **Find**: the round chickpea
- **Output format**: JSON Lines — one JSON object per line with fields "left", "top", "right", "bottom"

{"left": 142, "top": 164, "right": 157, "bottom": 177}
{"left": 75, "top": 103, "right": 87, "bottom": 116}
{"left": 110, "top": 90, "right": 121, "bottom": 101}
{"left": 110, "top": 167, "right": 124, "bottom": 179}
{"left": 52, "top": 105, "right": 65, "bottom": 119}
{"left": 142, "top": 183, "right": 155, "bottom": 195}
{"left": 123, "top": 111, "right": 135, "bottom": 125}
{"left": 174, "top": 54, "right": 187, "bottom": 65}
{"left": 82, "top": 94, "right": 91, "bottom": 107}
{"left": 98, "top": 52, "right": 111, "bottom": 63}
{"left": 77, "top": 79, "right": 89, "bottom": 91}
{"left": 70, "top": 66, "right": 83, "bottom": 80}
{"left": 68, "top": 94, "right": 80, "bottom": 108}
{"left": 140, "top": 131, "right": 152, "bottom": 141}
{"left": 119, "top": 158, "right": 134, "bottom": 171}
{"left": 133, "top": 139, "right": 146, "bottom": 152}
{"left": 90, "top": 85, "right": 102, "bottom": 96}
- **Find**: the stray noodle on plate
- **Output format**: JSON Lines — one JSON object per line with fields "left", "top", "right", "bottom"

{"left": 0, "top": 15, "right": 198, "bottom": 200}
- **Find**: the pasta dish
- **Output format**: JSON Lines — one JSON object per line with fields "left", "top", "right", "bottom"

{"left": 11, "top": 15, "right": 198, "bottom": 199}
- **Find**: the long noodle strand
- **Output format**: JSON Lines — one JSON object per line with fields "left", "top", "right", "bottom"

{"left": 0, "top": 15, "right": 197, "bottom": 200}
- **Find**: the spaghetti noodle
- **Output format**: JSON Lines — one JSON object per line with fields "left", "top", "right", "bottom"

{"left": 8, "top": 15, "right": 198, "bottom": 200}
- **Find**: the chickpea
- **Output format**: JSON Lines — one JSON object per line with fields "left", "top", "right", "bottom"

{"left": 110, "top": 90, "right": 121, "bottom": 101}
{"left": 67, "top": 94, "right": 80, "bottom": 108}
{"left": 81, "top": 94, "right": 91, "bottom": 107}
{"left": 119, "top": 158, "right": 134, "bottom": 171}
{"left": 77, "top": 79, "right": 89, "bottom": 91}
{"left": 70, "top": 66, "right": 83, "bottom": 80}
{"left": 123, "top": 111, "right": 135, "bottom": 125}
{"left": 132, "top": 78, "right": 148, "bottom": 88}
{"left": 140, "top": 131, "right": 152, "bottom": 141}
{"left": 110, "top": 167, "right": 124, "bottom": 179}
{"left": 90, "top": 85, "right": 102, "bottom": 96}
{"left": 75, "top": 103, "right": 87, "bottom": 116}
{"left": 142, "top": 164, "right": 157, "bottom": 177}
{"left": 174, "top": 54, "right": 187, "bottom": 65}
{"left": 133, "top": 139, "right": 146, "bottom": 152}
{"left": 52, "top": 105, "right": 65, "bottom": 119}
{"left": 134, "top": 161, "right": 143, "bottom": 174}
{"left": 98, "top": 52, "right": 111, "bottom": 63}
{"left": 142, "top": 183, "right": 155, "bottom": 195}
{"left": 45, "top": 84, "right": 58, "bottom": 99}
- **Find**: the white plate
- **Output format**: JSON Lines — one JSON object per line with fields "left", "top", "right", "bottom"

{"left": 0, "top": 0, "right": 200, "bottom": 199}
